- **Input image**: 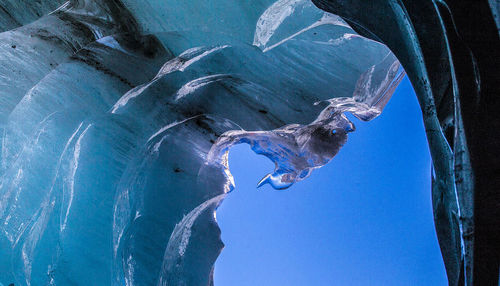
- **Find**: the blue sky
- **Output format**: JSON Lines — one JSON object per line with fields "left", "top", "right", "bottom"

{"left": 213, "top": 77, "right": 448, "bottom": 285}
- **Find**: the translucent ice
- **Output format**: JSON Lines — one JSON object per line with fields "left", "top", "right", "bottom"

{"left": 0, "top": 1, "right": 404, "bottom": 285}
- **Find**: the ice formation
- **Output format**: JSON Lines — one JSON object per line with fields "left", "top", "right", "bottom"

{"left": 0, "top": 0, "right": 498, "bottom": 285}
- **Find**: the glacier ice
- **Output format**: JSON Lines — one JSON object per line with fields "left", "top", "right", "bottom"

{"left": 0, "top": 0, "right": 497, "bottom": 285}
{"left": 312, "top": 1, "right": 499, "bottom": 285}
{"left": 208, "top": 57, "right": 403, "bottom": 190}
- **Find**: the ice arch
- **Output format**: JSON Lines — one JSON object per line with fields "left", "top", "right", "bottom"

{"left": 0, "top": 0, "right": 497, "bottom": 285}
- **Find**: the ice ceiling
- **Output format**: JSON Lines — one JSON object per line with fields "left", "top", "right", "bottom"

{"left": 0, "top": 0, "right": 498, "bottom": 285}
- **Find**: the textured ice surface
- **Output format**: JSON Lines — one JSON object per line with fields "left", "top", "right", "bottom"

{"left": 0, "top": 1, "right": 403, "bottom": 285}
{"left": 208, "top": 56, "right": 403, "bottom": 190}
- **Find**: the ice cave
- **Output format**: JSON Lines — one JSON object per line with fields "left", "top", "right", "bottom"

{"left": 0, "top": 0, "right": 498, "bottom": 285}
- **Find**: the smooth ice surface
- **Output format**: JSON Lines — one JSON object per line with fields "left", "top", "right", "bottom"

{"left": 215, "top": 77, "right": 447, "bottom": 285}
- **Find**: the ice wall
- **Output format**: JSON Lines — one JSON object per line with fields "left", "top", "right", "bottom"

{"left": 312, "top": 0, "right": 500, "bottom": 284}
{"left": 0, "top": 1, "right": 404, "bottom": 285}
